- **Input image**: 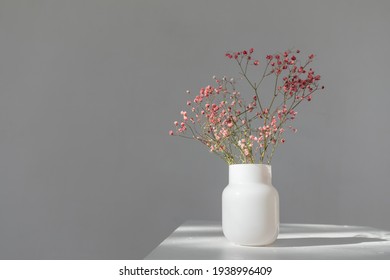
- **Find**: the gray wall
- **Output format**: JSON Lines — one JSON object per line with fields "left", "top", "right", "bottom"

{"left": 0, "top": 0, "right": 389, "bottom": 259}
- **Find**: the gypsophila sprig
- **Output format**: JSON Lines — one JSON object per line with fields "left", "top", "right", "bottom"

{"left": 169, "top": 48, "right": 324, "bottom": 165}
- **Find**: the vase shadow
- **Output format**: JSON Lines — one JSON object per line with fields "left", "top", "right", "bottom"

{"left": 269, "top": 237, "right": 387, "bottom": 247}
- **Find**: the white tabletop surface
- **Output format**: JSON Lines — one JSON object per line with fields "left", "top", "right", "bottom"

{"left": 145, "top": 220, "right": 390, "bottom": 259}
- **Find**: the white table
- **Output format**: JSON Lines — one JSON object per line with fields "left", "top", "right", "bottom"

{"left": 145, "top": 220, "right": 390, "bottom": 259}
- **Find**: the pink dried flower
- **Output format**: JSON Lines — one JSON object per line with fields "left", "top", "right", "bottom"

{"left": 170, "top": 48, "right": 324, "bottom": 164}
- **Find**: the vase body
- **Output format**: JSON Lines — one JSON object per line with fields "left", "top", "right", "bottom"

{"left": 222, "top": 164, "right": 279, "bottom": 246}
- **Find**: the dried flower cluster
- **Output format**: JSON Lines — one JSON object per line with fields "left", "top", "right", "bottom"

{"left": 170, "top": 48, "right": 324, "bottom": 165}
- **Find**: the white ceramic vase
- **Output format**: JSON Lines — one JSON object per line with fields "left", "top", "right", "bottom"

{"left": 222, "top": 164, "right": 279, "bottom": 246}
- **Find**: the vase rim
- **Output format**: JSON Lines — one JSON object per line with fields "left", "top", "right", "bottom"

{"left": 229, "top": 163, "right": 271, "bottom": 167}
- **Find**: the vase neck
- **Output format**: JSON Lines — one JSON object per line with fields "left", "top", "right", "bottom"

{"left": 229, "top": 164, "right": 272, "bottom": 185}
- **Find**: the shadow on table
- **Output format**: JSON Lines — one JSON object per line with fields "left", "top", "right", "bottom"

{"left": 173, "top": 222, "right": 390, "bottom": 248}
{"left": 270, "top": 237, "right": 387, "bottom": 247}
{"left": 173, "top": 231, "right": 223, "bottom": 238}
